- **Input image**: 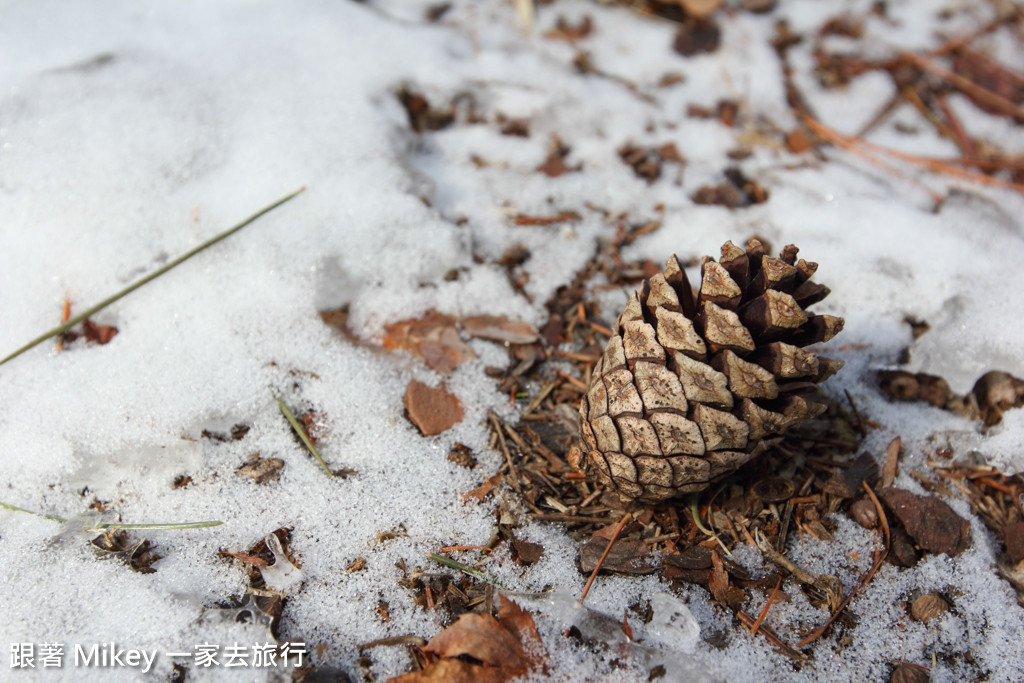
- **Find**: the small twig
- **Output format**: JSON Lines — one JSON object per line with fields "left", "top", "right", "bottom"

{"left": 579, "top": 512, "right": 632, "bottom": 605}
{"left": 489, "top": 411, "right": 524, "bottom": 495}
{"left": 0, "top": 187, "right": 306, "bottom": 367}
{"left": 437, "top": 545, "right": 492, "bottom": 553}
{"left": 275, "top": 395, "right": 334, "bottom": 477}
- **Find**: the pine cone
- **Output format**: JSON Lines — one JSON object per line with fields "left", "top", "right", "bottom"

{"left": 573, "top": 239, "right": 844, "bottom": 503}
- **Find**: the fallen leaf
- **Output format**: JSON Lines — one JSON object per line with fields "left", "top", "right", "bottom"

{"left": 881, "top": 436, "right": 900, "bottom": 488}
{"left": 578, "top": 536, "right": 658, "bottom": 575}
{"left": 425, "top": 612, "right": 528, "bottom": 671}
{"left": 403, "top": 380, "right": 464, "bottom": 436}
{"left": 824, "top": 452, "right": 878, "bottom": 498}
{"left": 673, "top": 19, "right": 721, "bottom": 57}
{"left": 708, "top": 549, "right": 729, "bottom": 603}
{"left": 383, "top": 312, "right": 476, "bottom": 373}
{"left": 1005, "top": 520, "right": 1024, "bottom": 565}
{"left": 511, "top": 537, "right": 544, "bottom": 566}
{"left": 236, "top": 455, "right": 285, "bottom": 484}
{"left": 461, "top": 315, "right": 540, "bottom": 345}
{"left": 497, "top": 595, "right": 549, "bottom": 671}
{"left": 81, "top": 319, "right": 118, "bottom": 344}
{"left": 879, "top": 487, "right": 970, "bottom": 556}
{"left": 464, "top": 473, "right": 502, "bottom": 502}
{"left": 543, "top": 15, "right": 593, "bottom": 42}
{"left": 389, "top": 657, "right": 507, "bottom": 683}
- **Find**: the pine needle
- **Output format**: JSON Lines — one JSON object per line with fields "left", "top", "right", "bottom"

{"left": 275, "top": 395, "right": 335, "bottom": 477}
{"left": 0, "top": 501, "right": 222, "bottom": 529}
{"left": 0, "top": 187, "right": 306, "bottom": 367}
{"left": 429, "top": 552, "right": 509, "bottom": 589}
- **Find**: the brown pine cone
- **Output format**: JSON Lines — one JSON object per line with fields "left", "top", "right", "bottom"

{"left": 572, "top": 239, "right": 844, "bottom": 503}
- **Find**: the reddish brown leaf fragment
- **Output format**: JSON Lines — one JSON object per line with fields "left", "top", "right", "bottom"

{"left": 1004, "top": 520, "right": 1024, "bottom": 565}
{"left": 464, "top": 473, "right": 502, "bottom": 503}
{"left": 424, "top": 612, "right": 528, "bottom": 672}
{"left": 511, "top": 538, "right": 544, "bottom": 566}
{"left": 879, "top": 487, "right": 970, "bottom": 556}
{"left": 579, "top": 537, "right": 658, "bottom": 575}
{"left": 461, "top": 315, "right": 540, "bottom": 344}
{"left": 673, "top": 20, "right": 721, "bottom": 57}
{"left": 80, "top": 319, "right": 119, "bottom": 345}
{"left": 404, "top": 380, "right": 464, "bottom": 436}
{"left": 382, "top": 312, "right": 476, "bottom": 373}
{"left": 881, "top": 436, "right": 900, "bottom": 488}
{"left": 390, "top": 657, "right": 509, "bottom": 683}
{"left": 708, "top": 549, "right": 729, "bottom": 603}
{"left": 543, "top": 15, "right": 593, "bottom": 42}
{"left": 497, "top": 594, "right": 550, "bottom": 671}
{"left": 823, "top": 452, "right": 878, "bottom": 498}
{"left": 236, "top": 455, "right": 285, "bottom": 484}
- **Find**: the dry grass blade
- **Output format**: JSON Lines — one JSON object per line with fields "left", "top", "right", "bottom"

{"left": 0, "top": 187, "right": 306, "bottom": 367}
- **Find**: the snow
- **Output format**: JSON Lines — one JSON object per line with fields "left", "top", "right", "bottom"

{"left": 1, "top": 0, "right": 1023, "bottom": 681}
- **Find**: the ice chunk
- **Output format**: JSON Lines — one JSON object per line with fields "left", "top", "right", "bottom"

{"left": 259, "top": 533, "right": 303, "bottom": 592}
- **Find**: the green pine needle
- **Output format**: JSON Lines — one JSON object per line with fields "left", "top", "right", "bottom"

{"left": 429, "top": 553, "right": 508, "bottom": 589}
{"left": 276, "top": 395, "right": 335, "bottom": 477}
{"left": 0, "top": 501, "right": 222, "bottom": 530}
{"left": 0, "top": 187, "right": 306, "bottom": 367}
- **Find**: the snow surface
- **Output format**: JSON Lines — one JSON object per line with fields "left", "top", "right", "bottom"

{"left": 1, "top": 0, "right": 1023, "bottom": 681}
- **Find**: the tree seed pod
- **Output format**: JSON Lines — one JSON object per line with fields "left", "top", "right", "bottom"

{"left": 576, "top": 240, "right": 845, "bottom": 503}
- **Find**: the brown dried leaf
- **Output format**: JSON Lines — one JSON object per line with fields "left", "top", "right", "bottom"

{"left": 1005, "top": 520, "right": 1024, "bottom": 565}
{"left": 579, "top": 536, "right": 658, "bottom": 575}
{"left": 81, "top": 319, "right": 118, "bottom": 345}
{"left": 461, "top": 315, "right": 540, "bottom": 345}
{"left": 673, "top": 20, "right": 721, "bottom": 57}
{"left": 389, "top": 657, "right": 508, "bottom": 683}
{"left": 543, "top": 15, "right": 593, "bottom": 42}
{"left": 879, "top": 487, "right": 971, "bottom": 556}
{"left": 497, "top": 595, "right": 549, "bottom": 671}
{"left": 824, "top": 452, "right": 878, "bottom": 498}
{"left": 424, "top": 612, "right": 528, "bottom": 672}
{"left": 236, "top": 456, "right": 285, "bottom": 484}
{"left": 881, "top": 436, "right": 901, "bottom": 488}
{"left": 511, "top": 537, "right": 544, "bottom": 566}
{"left": 708, "top": 549, "right": 729, "bottom": 603}
{"left": 382, "top": 312, "right": 476, "bottom": 373}
{"left": 404, "top": 380, "right": 464, "bottom": 436}
{"left": 464, "top": 473, "right": 503, "bottom": 503}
